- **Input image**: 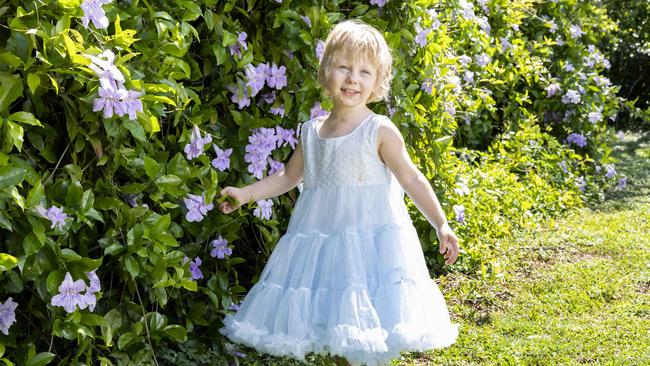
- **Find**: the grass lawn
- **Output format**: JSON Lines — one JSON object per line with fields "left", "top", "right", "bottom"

{"left": 229, "top": 131, "right": 650, "bottom": 365}
{"left": 401, "top": 130, "right": 650, "bottom": 365}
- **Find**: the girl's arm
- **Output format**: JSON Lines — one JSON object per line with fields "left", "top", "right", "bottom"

{"left": 378, "top": 120, "right": 459, "bottom": 265}
{"left": 219, "top": 141, "right": 304, "bottom": 213}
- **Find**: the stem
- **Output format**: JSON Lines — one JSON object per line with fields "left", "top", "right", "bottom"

{"left": 134, "top": 283, "right": 160, "bottom": 366}
{"left": 43, "top": 142, "right": 70, "bottom": 185}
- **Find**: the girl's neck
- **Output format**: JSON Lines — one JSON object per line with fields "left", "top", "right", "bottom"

{"left": 327, "top": 105, "right": 372, "bottom": 125}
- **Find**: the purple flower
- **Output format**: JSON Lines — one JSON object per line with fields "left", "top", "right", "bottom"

{"left": 86, "top": 50, "right": 124, "bottom": 89}
{"left": 93, "top": 85, "right": 128, "bottom": 119}
{"left": 275, "top": 126, "right": 298, "bottom": 149}
{"left": 616, "top": 130, "right": 625, "bottom": 140}
{"left": 459, "top": 0, "right": 475, "bottom": 19}
{"left": 51, "top": 272, "right": 88, "bottom": 313}
{"left": 123, "top": 90, "right": 143, "bottom": 120}
{"left": 316, "top": 40, "right": 326, "bottom": 62}
{"left": 564, "top": 62, "right": 575, "bottom": 72}
{"left": 245, "top": 63, "right": 269, "bottom": 97}
{"left": 227, "top": 84, "right": 251, "bottom": 109}
{"left": 247, "top": 159, "right": 267, "bottom": 179}
{"left": 310, "top": 101, "right": 328, "bottom": 119}
{"left": 558, "top": 160, "right": 568, "bottom": 173}
{"left": 546, "top": 83, "right": 561, "bottom": 98}
{"left": 444, "top": 101, "right": 456, "bottom": 116}
{"left": 576, "top": 176, "right": 587, "bottom": 191}
{"left": 555, "top": 36, "right": 564, "bottom": 46}
{"left": 458, "top": 55, "right": 472, "bottom": 66}
{"left": 253, "top": 199, "right": 273, "bottom": 220}
{"left": 617, "top": 177, "right": 627, "bottom": 189}
{"left": 388, "top": 106, "right": 396, "bottom": 117}
{"left": 453, "top": 204, "right": 465, "bottom": 224}
{"left": 588, "top": 111, "right": 602, "bottom": 124}
{"left": 453, "top": 179, "right": 470, "bottom": 196}
{"left": 211, "top": 145, "right": 233, "bottom": 172}
{"left": 447, "top": 75, "right": 461, "bottom": 93}
{"left": 268, "top": 158, "right": 284, "bottom": 175}
{"left": 477, "top": 16, "right": 491, "bottom": 34}
{"left": 229, "top": 32, "right": 248, "bottom": 57}
{"left": 266, "top": 64, "right": 287, "bottom": 90}
{"left": 547, "top": 20, "right": 558, "bottom": 33}
{"left": 301, "top": 15, "right": 311, "bottom": 28}
{"left": 228, "top": 302, "right": 240, "bottom": 311}
{"left": 561, "top": 89, "right": 581, "bottom": 104}
{"left": 370, "top": 0, "right": 388, "bottom": 7}
{"left": 421, "top": 78, "right": 434, "bottom": 94}
{"left": 463, "top": 71, "right": 474, "bottom": 84}
{"left": 261, "top": 91, "right": 276, "bottom": 104}
{"left": 189, "top": 257, "right": 203, "bottom": 280}
{"left": 475, "top": 53, "right": 490, "bottom": 67}
{"left": 569, "top": 24, "right": 583, "bottom": 39}
{"left": 82, "top": 270, "right": 101, "bottom": 311}
{"left": 80, "top": 0, "right": 111, "bottom": 30}
{"left": 210, "top": 236, "right": 232, "bottom": 259}
{"left": 414, "top": 25, "right": 431, "bottom": 48}
{"left": 270, "top": 105, "right": 285, "bottom": 117}
{"left": 183, "top": 193, "right": 214, "bottom": 222}
{"left": 0, "top": 297, "right": 18, "bottom": 335}
{"left": 604, "top": 164, "right": 617, "bottom": 178}
{"left": 36, "top": 205, "right": 68, "bottom": 230}
{"left": 566, "top": 132, "right": 587, "bottom": 148}
{"left": 184, "top": 125, "right": 213, "bottom": 160}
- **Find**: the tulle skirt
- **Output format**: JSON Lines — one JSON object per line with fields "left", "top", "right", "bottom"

{"left": 219, "top": 183, "right": 460, "bottom": 366}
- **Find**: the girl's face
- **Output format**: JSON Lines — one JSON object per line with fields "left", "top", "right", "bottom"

{"left": 326, "top": 53, "right": 378, "bottom": 110}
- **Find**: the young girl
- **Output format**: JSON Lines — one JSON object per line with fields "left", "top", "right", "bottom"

{"left": 218, "top": 20, "right": 460, "bottom": 366}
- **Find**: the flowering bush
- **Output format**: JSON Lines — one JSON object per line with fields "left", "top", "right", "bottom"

{"left": 0, "top": 0, "right": 636, "bottom": 363}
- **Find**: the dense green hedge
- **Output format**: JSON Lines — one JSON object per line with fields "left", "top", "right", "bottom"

{"left": 0, "top": 0, "right": 633, "bottom": 363}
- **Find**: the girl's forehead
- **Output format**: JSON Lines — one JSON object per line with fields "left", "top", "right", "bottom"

{"left": 332, "top": 51, "right": 377, "bottom": 67}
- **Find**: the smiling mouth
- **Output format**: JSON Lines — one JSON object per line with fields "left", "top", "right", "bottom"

{"left": 341, "top": 88, "right": 360, "bottom": 94}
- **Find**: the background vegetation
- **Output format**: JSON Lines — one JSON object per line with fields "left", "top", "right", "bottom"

{"left": 0, "top": 0, "right": 646, "bottom": 364}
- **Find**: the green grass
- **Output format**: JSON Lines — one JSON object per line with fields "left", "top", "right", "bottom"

{"left": 401, "top": 131, "right": 650, "bottom": 365}
{"left": 229, "top": 131, "right": 650, "bottom": 365}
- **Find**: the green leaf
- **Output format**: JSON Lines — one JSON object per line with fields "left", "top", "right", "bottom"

{"left": 0, "top": 253, "right": 18, "bottom": 272}
{"left": 26, "top": 352, "right": 55, "bottom": 366}
{"left": 65, "top": 179, "right": 83, "bottom": 208}
{"left": 117, "top": 332, "right": 138, "bottom": 350}
{"left": 0, "top": 211, "right": 12, "bottom": 231}
{"left": 8, "top": 111, "right": 43, "bottom": 127}
{"left": 24, "top": 232, "right": 44, "bottom": 256}
{"left": 0, "top": 72, "right": 23, "bottom": 113}
{"left": 123, "top": 119, "right": 146, "bottom": 142}
{"left": 125, "top": 256, "right": 140, "bottom": 278}
{"left": 3, "top": 121, "right": 24, "bottom": 152}
{"left": 180, "top": 278, "right": 197, "bottom": 291}
{"left": 0, "top": 166, "right": 26, "bottom": 190}
{"left": 27, "top": 216, "right": 45, "bottom": 245}
{"left": 27, "top": 73, "right": 40, "bottom": 94}
{"left": 143, "top": 156, "right": 160, "bottom": 179}
{"left": 147, "top": 312, "right": 166, "bottom": 332}
{"left": 80, "top": 189, "right": 94, "bottom": 213}
{"left": 26, "top": 180, "right": 44, "bottom": 208}
{"left": 163, "top": 325, "right": 187, "bottom": 343}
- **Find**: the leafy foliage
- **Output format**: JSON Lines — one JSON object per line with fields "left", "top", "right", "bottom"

{"left": 0, "top": 0, "right": 634, "bottom": 363}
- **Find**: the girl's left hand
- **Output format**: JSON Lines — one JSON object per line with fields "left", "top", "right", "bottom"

{"left": 437, "top": 222, "right": 460, "bottom": 265}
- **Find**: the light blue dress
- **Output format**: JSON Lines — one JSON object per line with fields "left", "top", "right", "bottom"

{"left": 219, "top": 113, "right": 459, "bottom": 366}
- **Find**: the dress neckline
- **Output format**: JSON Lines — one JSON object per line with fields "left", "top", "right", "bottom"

{"left": 315, "top": 112, "right": 375, "bottom": 140}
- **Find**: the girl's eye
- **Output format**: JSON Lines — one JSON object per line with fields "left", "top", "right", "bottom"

{"left": 338, "top": 65, "right": 350, "bottom": 70}
{"left": 362, "top": 70, "right": 372, "bottom": 75}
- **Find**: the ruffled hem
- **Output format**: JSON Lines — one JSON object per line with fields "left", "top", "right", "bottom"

{"left": 219, "top": 221, "right": 460, "bottom": 365}
{"left": 220, "top": 316, "right": 459, "bottom": 366}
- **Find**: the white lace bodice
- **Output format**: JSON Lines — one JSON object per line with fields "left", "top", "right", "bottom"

{"left": 301, "top": 113, "right": 392, "bottom": 189}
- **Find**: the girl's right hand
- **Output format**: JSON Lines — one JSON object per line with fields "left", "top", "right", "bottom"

{"left": 218, "top": 187, "right": 247, "bottom": 214}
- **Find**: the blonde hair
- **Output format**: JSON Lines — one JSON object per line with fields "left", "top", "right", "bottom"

{"left": 317, "top": 20, "right": 393, "bottom": 103}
